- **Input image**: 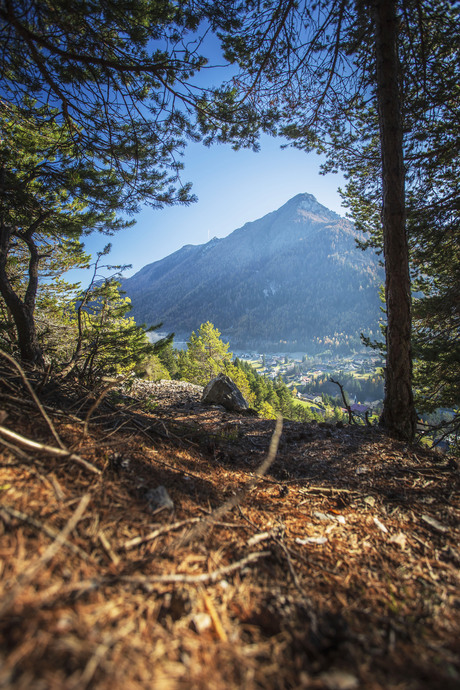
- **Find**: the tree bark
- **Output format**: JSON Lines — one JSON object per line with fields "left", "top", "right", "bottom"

{"left": 0, "top": 224, "right": 45, "bottom": 367}
{"left": 372, "top": 0, "right": 416, "bottom": 441}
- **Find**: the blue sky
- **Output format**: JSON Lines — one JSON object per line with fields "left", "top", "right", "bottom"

{"left": 73, "top": 134, "right": 346, "bottom": 285}
{"left": 64, "top": 27, "right": 348, "bottom": 286}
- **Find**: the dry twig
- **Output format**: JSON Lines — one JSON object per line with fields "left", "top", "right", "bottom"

{"left": 0, "top": 425, "right": 102, "bottom": 474}
{"left": 0, "top": 350, "right": 66, "bottom": 449}
{"left": 120, "top": 550, "right": 272, "bottom": 585}
{"left": 0, "top": 493, "right": 91, "bottom": 616}
{"left": 122, "top": 517, "right": 201, "bottom": 551}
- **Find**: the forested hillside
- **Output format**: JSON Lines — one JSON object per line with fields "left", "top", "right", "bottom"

{"left": 0, "top": 2, "right": 459, "bottom": 687}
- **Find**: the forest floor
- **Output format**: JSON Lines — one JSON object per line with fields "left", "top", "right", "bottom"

{"left": 0, "top": 362, "right": 459, "bottom": 690}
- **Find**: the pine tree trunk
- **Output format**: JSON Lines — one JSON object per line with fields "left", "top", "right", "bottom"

{"left": 0, "top": 225, "right": 45, "bottom": 367}
{"left": 372, "top": 0, "right": 416, "bottom": 441}
{"left": 0, "top": 273, "right": 44, "bottom": 366}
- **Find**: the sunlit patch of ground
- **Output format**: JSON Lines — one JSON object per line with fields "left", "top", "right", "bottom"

{"left": 0, "top": 370, "right": 459, "bottom": 689}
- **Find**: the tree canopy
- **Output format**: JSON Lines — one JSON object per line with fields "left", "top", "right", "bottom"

{"left": 0, "top": 0, "right": 242, "bottom": 365}
{"left": 207, "top": 0, "right": 459, "bottom": 441}
{"left": 0, "top": 101, "right": 133, "bottom": 363}
{"left": 0, "top": 0, "right": 244, "bottom": 206}
{"left": 1, "top": 0, "right": 457, "bottom": 442}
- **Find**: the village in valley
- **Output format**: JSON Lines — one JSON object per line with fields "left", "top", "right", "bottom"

{"left": 237, "top": 349, "right": 385, "bottom": 418}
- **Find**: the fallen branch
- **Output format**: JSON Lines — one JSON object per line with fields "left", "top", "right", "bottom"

{"left": 21, "top": 551, "right": 272, "bottom": 609}
{"left": 298, "top": 485, "right": 358, "bottom": 495}
{"left": 122, "top": 517, "right": 201, "bottom": 551}
{"left": 120, "top": 550, "right": 271, "bottom": 585}
{"left": 0, "top": 425, "right": 101, "bottom": 475}
{"left": 0, "top": 350, "right": 66, "bottom": 449}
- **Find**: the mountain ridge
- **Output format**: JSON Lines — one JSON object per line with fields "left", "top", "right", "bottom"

{"left": 123, "top": 193, "right": 383, "bottom": 351}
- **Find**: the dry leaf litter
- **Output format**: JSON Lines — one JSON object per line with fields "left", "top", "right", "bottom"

{"left": 0, "top": 361, "right": 459, "bottom": 689}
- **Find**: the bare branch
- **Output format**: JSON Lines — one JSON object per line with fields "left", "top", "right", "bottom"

{"left": 0, "top": 424, "right": 101, "bottom": 474}
{"left": 0, "top": 349, "right": 65, "bottom": 448}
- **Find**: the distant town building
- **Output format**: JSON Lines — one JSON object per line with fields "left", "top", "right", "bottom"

{"left": 350, "top": 403, "right": 370, "bottom": 414}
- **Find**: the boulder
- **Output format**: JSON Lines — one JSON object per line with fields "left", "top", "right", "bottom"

{"left": 201, "top": 373, "right": 249, "bottom": 412}
{"left": 145, "top": 486, "right": 174, "bottom": 514}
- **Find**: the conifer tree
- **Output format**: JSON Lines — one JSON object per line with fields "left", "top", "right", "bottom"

{"left": 0, "top": 1, "right": 249, "bottom": 365}
{"left": 0, "top": 235, "right": 90, "bottom": 365}
{"left": 0, "top": 104, "right": 128, "bottom": 365}
{"left": 74, "top": 278, "right": 163, "bottom": 381}
{"left": 0, "top": 1, "right": 249, "bottom": 207}
{"left": 179, "top": 321, "right": 232, "bottom": 386}
{"left": 207, "top": 0, "right": 458, "bottom": 441}
{"left": 57, "top": 245, "right": 171, "bottom": 380}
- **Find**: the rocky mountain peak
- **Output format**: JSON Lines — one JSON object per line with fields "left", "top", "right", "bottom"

{"left": 123, "top": 193, "right": 382, "bottom": 351}
{"left": 287, "top": 192, "right": 340, "bottom": 220}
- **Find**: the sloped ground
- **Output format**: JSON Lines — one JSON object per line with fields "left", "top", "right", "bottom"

{"left": 0, "top": 364, "right": 459, "bottom": 690}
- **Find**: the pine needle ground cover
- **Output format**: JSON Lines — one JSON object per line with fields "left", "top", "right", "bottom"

{"left": 0, "top": 364, "right": 458, "bottom": 690}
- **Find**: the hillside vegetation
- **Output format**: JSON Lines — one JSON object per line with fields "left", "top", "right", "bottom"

{"left": 0, "top": 353, "right": 458, "bottom": 689}
{"left": 0, "top": 4, "right": 458, "bottom": 684}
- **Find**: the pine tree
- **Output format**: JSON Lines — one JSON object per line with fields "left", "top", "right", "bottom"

{"left": 179, "top": 322, "right": 232, "bottom": 386}
{"left": 0, "top": 1, "right": 249, "bottom": 209}
{"left": 58, "top": 246, "right": 171, "bottom": 381}
{"left": 0, "top": 104, "right": 127, "bottom": 365}
{"left": 0, "top": 2, "right": 249, "bottom": 365}
{"left": 209, "top": 0, "right": 458, "bottom": 441}
{"left": 75, "top": 279, "right": 160, "bottom": 381}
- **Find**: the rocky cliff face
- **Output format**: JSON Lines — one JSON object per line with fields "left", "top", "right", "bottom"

{"left": 122, "top": 193, "right": 383, "bottom": 350}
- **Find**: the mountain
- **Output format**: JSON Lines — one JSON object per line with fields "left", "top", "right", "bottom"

{"left": 122, "top": 193, "right": 384, "bottom": 351}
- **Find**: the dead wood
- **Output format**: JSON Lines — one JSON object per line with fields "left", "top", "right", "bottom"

{"left": 0, "top": 372, "right": 458, "bottom": 690}
{"left": 0, "top": 424, "right": 101, "bottom": 474}
{"left": 0, "top": 349, "right": 65, "bottom": 448}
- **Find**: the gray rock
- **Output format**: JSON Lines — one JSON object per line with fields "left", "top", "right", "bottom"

{"left": 201, "top": 373, "right": 249, "bottom": 412}
{"left": 145, "top": 486, "right": 174, "bottom": 514}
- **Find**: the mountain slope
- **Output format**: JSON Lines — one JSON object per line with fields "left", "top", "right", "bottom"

{"left": 123, "top": 193, "right": 383, "bottom": 350}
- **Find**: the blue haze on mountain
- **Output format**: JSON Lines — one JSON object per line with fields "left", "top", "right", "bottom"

{"left": 122, "top": 193, "right": 384, "bottom": 351}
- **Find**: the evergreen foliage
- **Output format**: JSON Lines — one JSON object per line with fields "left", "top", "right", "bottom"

{"left": 70, "top": 279, "right": 155, "bottom": 380}
{"left": 207, "top": 0, "right": 459, "bottom": 441}
{"left": 156, "top": 342, "right": 179, "bottom": 379}
{"left": 172, "top": 321, "right": 324, "bottom": 423}
{"left": 0, "top": 234, "right": 89, "bottom": 363}
{"left": 143, "top": 354, "right": 171, "bottom": 382}
{"left": 324, "top": 0, "right": 460, "bottom": 435}
{"left": 57, "top": 246, "right": 172, "bottom": 381}
{"left": 0, "top": 103, "right": 129, "bottom": 364}
{"left": 404, "top": 3, "right": 460, "bottom": 426}
{"left": 0, "top": 0, "right": 247, "bottom": 209}
{"left": 177, "top": 321, "right": 233, "bottom": 387}
{"left": 0, "top": 1, "right": 246, "bottom": 366}
{"left": 0, "top": 232, "right": 171, "bottom": 382}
